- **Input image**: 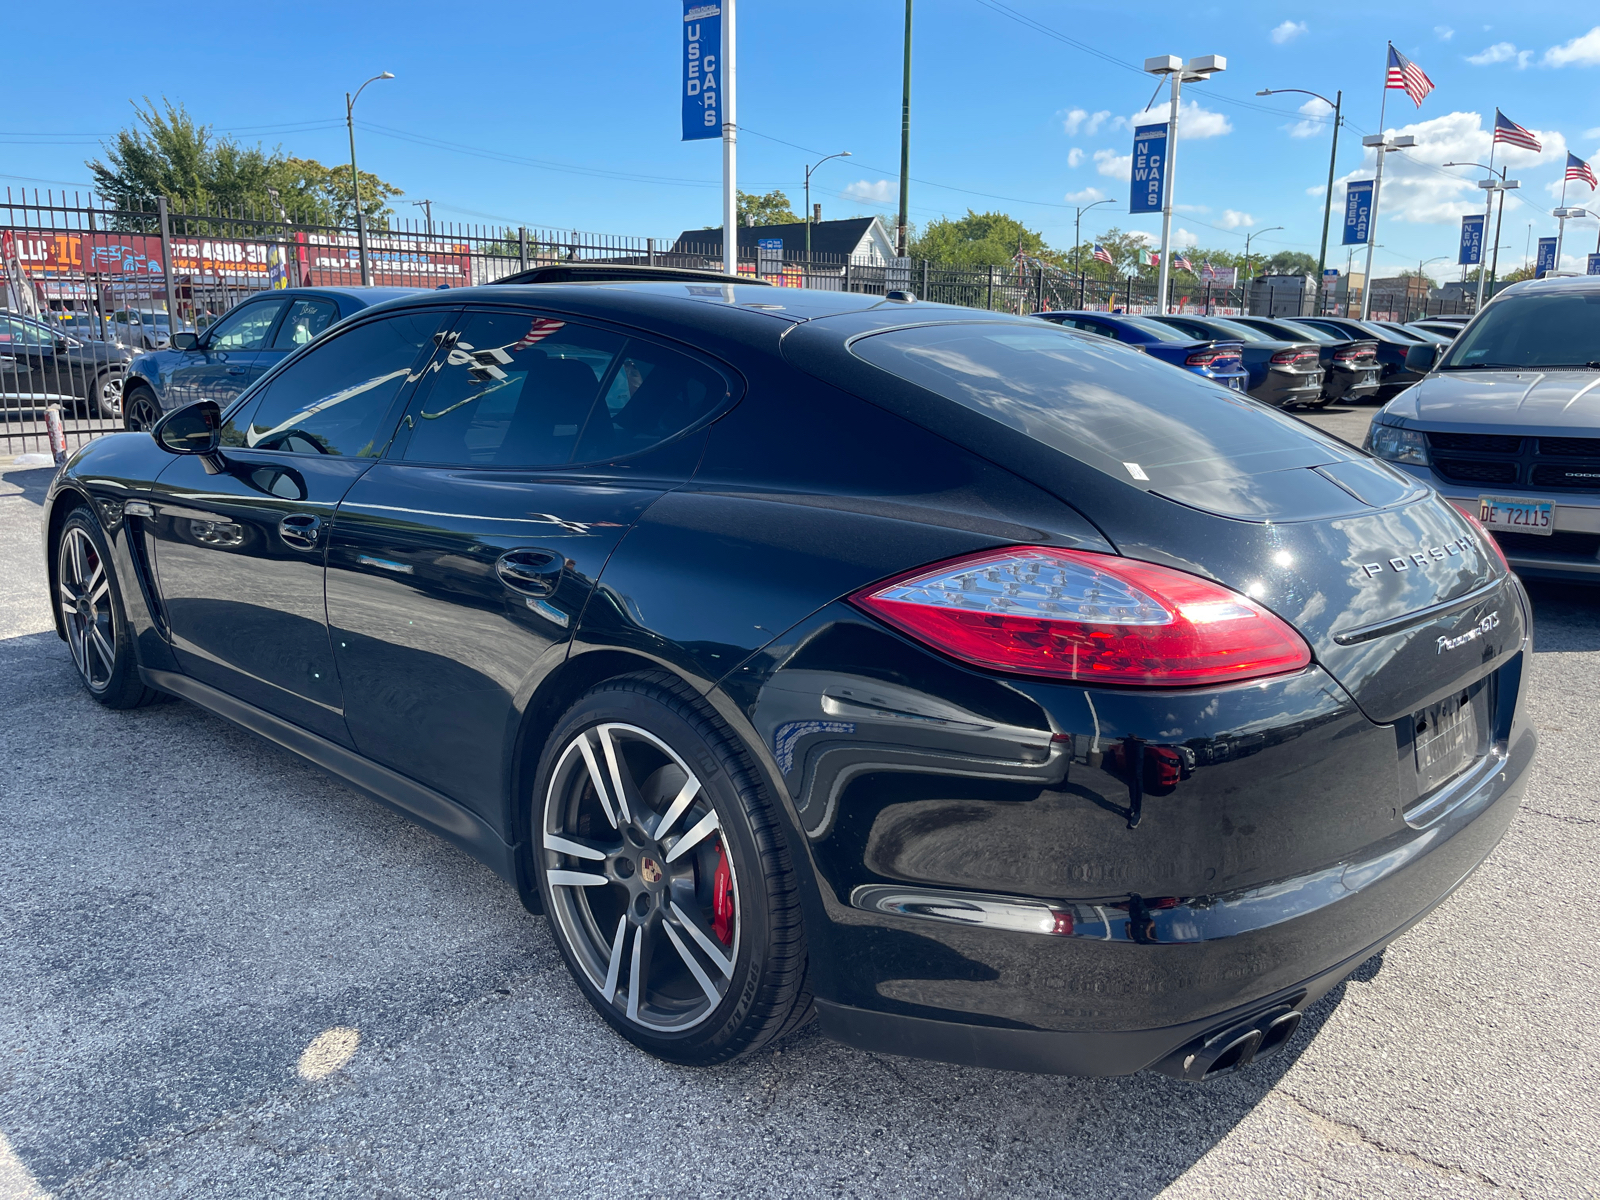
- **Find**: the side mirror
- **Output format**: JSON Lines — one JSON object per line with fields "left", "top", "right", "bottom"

{"left": 153, "top": 400, "right": 226, "bottom": 473}
{"left": 1405, "top": 342, "right": 1442, "bottom": 374}
{"left": 170, "top": 331, "right": 199, "bottom": 351}
{"left": 55, "top": 337, "right": 72, "bottom": 352}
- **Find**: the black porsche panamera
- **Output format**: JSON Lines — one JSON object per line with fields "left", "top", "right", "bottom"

{"left": 42, "top": 282, "right": 1534, "bottom": 1081}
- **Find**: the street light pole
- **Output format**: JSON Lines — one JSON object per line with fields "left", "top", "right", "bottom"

{"left": 1358, "top": 131, "right": 1417, "bottom": 319}
{"left": 346, "top": 71, "right": 394, "bottom": 287}
{"left": 1257, "top": 87, "right": 1341, "bottom": 302}
{"left": 897, "top": 0, "right": 912, "bottom": 258}
{"left": 1143, "top": 54, "right": 1226, "bottom": 314}
{"left": 1242, "top": 225, "right": 1284, "bottom": 293}
{"left": 804, "top": 151, "right": 852, "bottom": 266}
{"left": 1073, "top": 198, "right": 1113, "bottom": 298}
{"left": 1415, "top": 254, "right": 1446, "bottom": 319}
{"left": 1445, "top": 161, "right": 1517, "bottom": 308}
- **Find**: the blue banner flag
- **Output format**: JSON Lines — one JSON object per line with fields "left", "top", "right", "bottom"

{"left": 1536, "top": 237, "right": 1558, "bottom": 278}
{"left": 682, "top": 3, "right": 721, "bottom": 141}
{"left": 1342, "top": 181, "right": 1374, "bottom": 245}
{"left": 1458, "top": 214, "right": 1484, "bottom": 266}
{"left": 1129, "top": 124, "right": 1167, "bottom": 214}
{"left": 1589, "top": 253, "right": 1600, "bottom": 276}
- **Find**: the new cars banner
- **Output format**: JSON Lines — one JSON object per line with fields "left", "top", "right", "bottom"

{"left": 682, "top": 3, "right": 721, "bottom": 141}
{"left": 1342, "top": 181, "right": 1374, "bottom": 245}
{"left": 1458, "top": 214, "right": 1484, "bottom": 265}
{"left": 1589, "top": 253, "right": 1600, "bottom": 276}
{"left": 1130, "top": 124, "right": 1167, "bottom": 214}
{"left": 1536, "top": 237, "right": 1557, "bottom": 278}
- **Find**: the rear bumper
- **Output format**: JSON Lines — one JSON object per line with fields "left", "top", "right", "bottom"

{"left": 1255, "top": 367, "right": 1324, "bottom": 406}
{"left": 815, "top": 721, "right": 1531, "bottom": 1076}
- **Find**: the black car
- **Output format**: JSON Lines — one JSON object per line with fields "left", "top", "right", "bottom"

{"left": 1230, "top": 316, "right": 1382, "bottom": 405}
{"left": 1282, "top": 316, "right": 1430, "bottom": 400}
{"left": 42, "top": 284, "right": 1533, "bottom": 1081}
{"left": 2, "top": 310, "right": 132, "bottom": 420}
{"left": 490, "top": 263, "right": 774, "bottom": 286}
{"left": 1153, "top": 315, "right": 1324, "bottom": 408}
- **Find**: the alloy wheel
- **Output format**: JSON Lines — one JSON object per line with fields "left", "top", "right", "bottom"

{"left": 126, "top": 391, "right": 159, "bottom": 432}
{"left": 542, "top": 722, "right": 740, "bottom": 1033}
{"left": 99, "top": 374, "right": 124, "bottom": 420}
{"left": 57, "top": 527, "right": 115, "bottom": 693}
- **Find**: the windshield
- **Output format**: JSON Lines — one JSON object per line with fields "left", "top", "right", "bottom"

{"left": 848, "top": 324, "right": 1345, "bottom": 500}
{"left": 1441, "top": 291, "right": 1600, "bottom": 369}
{"left": 1116, "top": 315, "right": 1197, "bottom": 343}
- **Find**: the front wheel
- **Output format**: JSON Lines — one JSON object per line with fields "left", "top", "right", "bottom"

{"left": 532, "top": 673, "right": 811, "bottom": 1065}
{"left": 123, "top": 384, "right": 160, "bottom": 432}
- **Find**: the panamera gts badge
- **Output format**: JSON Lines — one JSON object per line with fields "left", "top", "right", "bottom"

{"left": 1438, "top": 611, "right": 1499, "bottom": 654}
{"left": 1359, "top": 535, "right": 1477, "bottom": 579}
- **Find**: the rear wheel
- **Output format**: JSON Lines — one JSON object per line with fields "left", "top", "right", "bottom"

{"left": 91, "top": 370, "right": 124, "bottom": 421}
{"left": 532, "top": 673, "right": 811, "bottom": 1065}
{"left": 55, "top": 509, "right": 163, "bottom": 708}
{"left": 123, "top": 384, "right": 160, "bottom": 432}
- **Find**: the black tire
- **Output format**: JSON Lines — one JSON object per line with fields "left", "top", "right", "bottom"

{"left": 91, "top": 370, "right": 125, "bottom": 421}
{"left": 123, "top": 383, "right": 160, "bottom": 432}
{"left": 530, "top": 671, "right": 811, "bottom": 1065}
{"left": 55, "top": 507, "right": 164, "bottom": 709}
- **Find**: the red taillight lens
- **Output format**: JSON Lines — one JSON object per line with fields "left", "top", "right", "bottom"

{"left": 1271, "top": 349, "right": 1319, "bottom": 365}
{"left": 1186, "top": 350, "right": 1218, "bottom": 366}
{"left": 850, "top": 547, "right": 1313, "bottom": 687}
{"left": 1453, "top": 506, "right": 1511, "bottom": 573}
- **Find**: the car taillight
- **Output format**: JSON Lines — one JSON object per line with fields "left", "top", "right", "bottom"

{"left": 1270, "top": 349, "right": 1319, "bottom": 366}
{"left": 850, "top": 547, "right": 1313, "bottom": 687}
{"left": 1333, "top": 343, "right": 1376, "bottom": 362}
{"left": 1186, "top": 350, "right": 1219, "bottom": 366}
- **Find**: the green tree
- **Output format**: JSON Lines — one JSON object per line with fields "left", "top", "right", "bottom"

{"left": 1262, "top": 250, "right": 1318, "bottom": 276}
{"left": 740, "top": 189, "right": 798, "bottom": 224}
{"left": 910, "top": 210, "right": 1050, "bottom": 268}
{"left": 1498, "top": 263, "right": 1535, "bottom": 284}
{"left": 88, "top": 98, "right": 402, "bottom": 230}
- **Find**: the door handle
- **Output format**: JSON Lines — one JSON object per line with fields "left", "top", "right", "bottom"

{"left": 495, "top": 548, "right": 562, "bottom": 596}
{"left": 278, "top": 513, "right": 322, "bottom": 551}
{"left": 226, "top": 366, "right": 246, "bottom": 375}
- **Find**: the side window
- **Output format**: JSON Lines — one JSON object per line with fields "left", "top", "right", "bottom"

{"left": 0, "top": 317, "right": 52, "bottom": 348}
{"left": 400, "top": 311, "right": 623, "bottom": 467}
{"left": 1067, "top": 319, "right": 1115, "bottom": 338}
{"left": 208, "top": 300, "right": 288, "bottom": 352}
{"left": 574, "top": 338, "right": 729, "bottom": 462}
{"left": 271, "top": 298, "right": 339, "bottom": 350}
{"left": 243, "top": 310, "right": 445, "bottom": 456}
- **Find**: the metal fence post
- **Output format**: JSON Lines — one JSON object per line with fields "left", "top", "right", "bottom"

{"left": 986, "top": 265, "right": 994, "bottom": 311}
{"left": 845, "top": 258, "right": 853, "bottom": 293}
{"left": 519, "top": 227, "right": 529, "bottom": 271}
{"left": 921, "top": 258, "right": 929, "bottom": 301}
{"left": 648, "top": 237, "right": 656, "bottom": 266}
{"left": 157, "top": 197, "right": 179, "bottom": 328}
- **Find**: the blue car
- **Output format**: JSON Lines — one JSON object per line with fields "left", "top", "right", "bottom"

{"left": 1035, "top": 310, "right": 1249, "bottom": 391}
{"left": 121, "top": 286, "right": 419, "bottom": 430}
{"left": 1365, "top": 275, "right": 1600, "bottom": 582}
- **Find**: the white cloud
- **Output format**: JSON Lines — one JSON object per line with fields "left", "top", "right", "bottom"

{"left": 1061, "top": 108, "right": 1111, "bottom": 136}
{"left": 1219, "top": 210, "right": 1256, "bottom": 229}
{"left": 841, "top": 179, "right": 892, "bottom": 204}
{"left": 1270, "top": 20, "right": 1307, "bottom": 44}
{"left": 1094, "top": 148, "right": 1132, "bottom": 180}
{"left": 1064, "top": 186, "right": 1108, "bottom": 203}
{"left": 1436, "top": 25, "right": 1455, "bottom": 41}
{"left": 1173, "top": 227, "right": 1201, "bottom": 249}
{"left": 1287, "top": 96, "right": 1334, "bottom": 139}
{"left": 1332, "top": 109, "right": 1568, "bottom": 227}
{"left": 1124, "top": 100, "right": 1232, "bottom": 140}
{"left": 1467, "top": 41, "right": 1519, "bottom": 65}
{"left": 1544, "top": 26, "right": 1600, "bottom": 66}
{"left": 1067, "top": 147, "right": 1085, "bottom": 168}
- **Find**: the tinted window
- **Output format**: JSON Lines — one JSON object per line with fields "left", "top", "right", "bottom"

{"left": 243, "top": 310, "right": 443, "bottom": 456}
{"left": 0, "top": 316, "right": 53, "bottom": 348}
{"left": 1204, "top": 319, "right": 1272, "bottom": 342}
{"left": 849, "top": 323, "right": 1341, "bottom": 492}
{"left": 1442, "top": 291, "right": 1600, "bottom": 369}
{"left": 400, "top": 312, "right": 623, "bottom": 467}
{"left": 209, "top": 300, "right": 287, "bottom": 352}
{"left": 271, "top": 298, "right": 339, "bottom": 349}
{"left": 1115, "top": 316, "right": 1195, "bottom": 343}
{"left": 573, "top": 339, "right": 728, "bottom": 462}
{"left": 1264, "top": 320, "right": 1337, "bottom": 343}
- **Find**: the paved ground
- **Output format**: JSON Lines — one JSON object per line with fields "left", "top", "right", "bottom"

{"left": 3, "top": 411, "right": 1598, "bottom": 1199}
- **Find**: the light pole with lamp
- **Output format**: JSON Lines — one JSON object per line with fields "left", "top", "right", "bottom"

{"left": 1358, "top": 131, "right": 1417, "bottom": 318}
{"left": 1242, "top": 225, "right": 1284, "bottom": 308}
{"left": 1257, "top": 87, "right": 1342, "bottom": 295}
{"left": 1444, "top": 161, "right": 1516, "bottom": 308}
{"left": 1553, "top": 206, "right": 1594, "bottom": 272}
{"left": 1413, "top": 254, "right": 1447, "bottom": 319}
{"left": 346, "top": 71, "right": 394, "bottom": 287}
{"left": 1073, "top": 197, "right": 1114, "bottom": 307}
{"left": 804, "top": 151, "right": 851, "bottom": 265}
{"left": 1143, "top": 53, "right": 1226, "bottom": 312}
{"left": 1558, "top": 207, "right": 1600, "bottom": 259}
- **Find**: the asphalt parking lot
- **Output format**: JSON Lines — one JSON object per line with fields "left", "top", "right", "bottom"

{"left": 2, "top": 406, "right": 1597, "bottom": 1199}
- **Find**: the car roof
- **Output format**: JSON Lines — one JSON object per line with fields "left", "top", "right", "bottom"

{"left": 1498, "top": 274, "right": 1600, "bottom": 297}
{"left": 488, "top": 263, "right": 774, "bottom": 287}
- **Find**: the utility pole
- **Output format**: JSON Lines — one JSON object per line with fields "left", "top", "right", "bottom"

{"left": 897, "top": 0, "right": 912, "bottom": 258}
{"left": 412, "top": 199, "right": 434, "bottom": 238}
{"left": 346, "top": 71, "right": 394, "bottom": 287}
{"left": 721, "top": 0, "right": 738, "bottom": 276}
{"left": 1143, "top": 54, "right": 1226, "bottom": 314}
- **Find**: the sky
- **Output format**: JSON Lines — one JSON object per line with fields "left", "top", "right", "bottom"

{"left": 5, "top": 1, "right": 1600, "bottom": 279}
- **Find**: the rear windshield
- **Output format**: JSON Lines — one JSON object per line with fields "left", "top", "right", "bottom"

{"left": 1116, "top": 315, "right": 1195, "bottom": 342}
{"left": 848, "top": 324, "right": 1343, "bottom": 491}
{"left": 1269, "top": 321, "right": 1337, "bottom": 343}
{"left": 1203, "top": 318, "right": 1271, "bottom": 342}
{"left": 1441, "top": 290, "right": 1600, "bottom": 369}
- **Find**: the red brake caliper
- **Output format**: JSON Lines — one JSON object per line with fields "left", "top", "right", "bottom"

{"left": 711, "top": 840, "right": 734, "bottom": 945}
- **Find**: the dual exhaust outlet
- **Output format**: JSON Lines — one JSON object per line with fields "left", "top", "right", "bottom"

{"left": 1154, "top": 1000, "right": 1305, "bottom": 1082}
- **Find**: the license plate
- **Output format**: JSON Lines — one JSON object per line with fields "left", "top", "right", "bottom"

{"left": 1413, "top": 692, "right": 1479, "bottom": 794}
{"left": 1478, "top": 495, "right": 1553, "bottom": 535}
{"left": 1228, "top": 376, "right": 1244, "bottom": 391}
{"left": 1359, "top": 370, "right": 1378, "bottom": 383}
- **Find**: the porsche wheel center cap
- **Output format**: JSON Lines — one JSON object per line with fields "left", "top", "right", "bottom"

{"left": 640, "top": 857, "right": 663, "bottom": 885}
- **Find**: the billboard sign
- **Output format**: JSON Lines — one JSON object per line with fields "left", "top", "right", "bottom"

{"left": 682, "top": 3, "right": 722, "bottom": 141}
{"left": 1130, "top": 123, "right": 1167, "bottom": 214}
{"left": 1342, "top": 181, "right": 1374, "bottom": 245}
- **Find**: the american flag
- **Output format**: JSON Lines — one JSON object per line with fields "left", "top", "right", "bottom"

{"left": 1091, "top": 244, "right": 1114, "bottom": 265}
{"left": 511, "top": 317, "right": 566, "bottom": 350}
{"left": 1200, "top": 260, "right": 1219, "bottom": 280}
{"left": 1173, "top": 255, "right": 1194, "bottom": 272}
{"left": 1567, "top": 153, "right": 1598, "bottom": 190}
{"left": 1385, "top": 44, "right": 1435, "bottom": 108}
{"left": 1493, "top": 109, "right": 1541, "bottom": 153}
